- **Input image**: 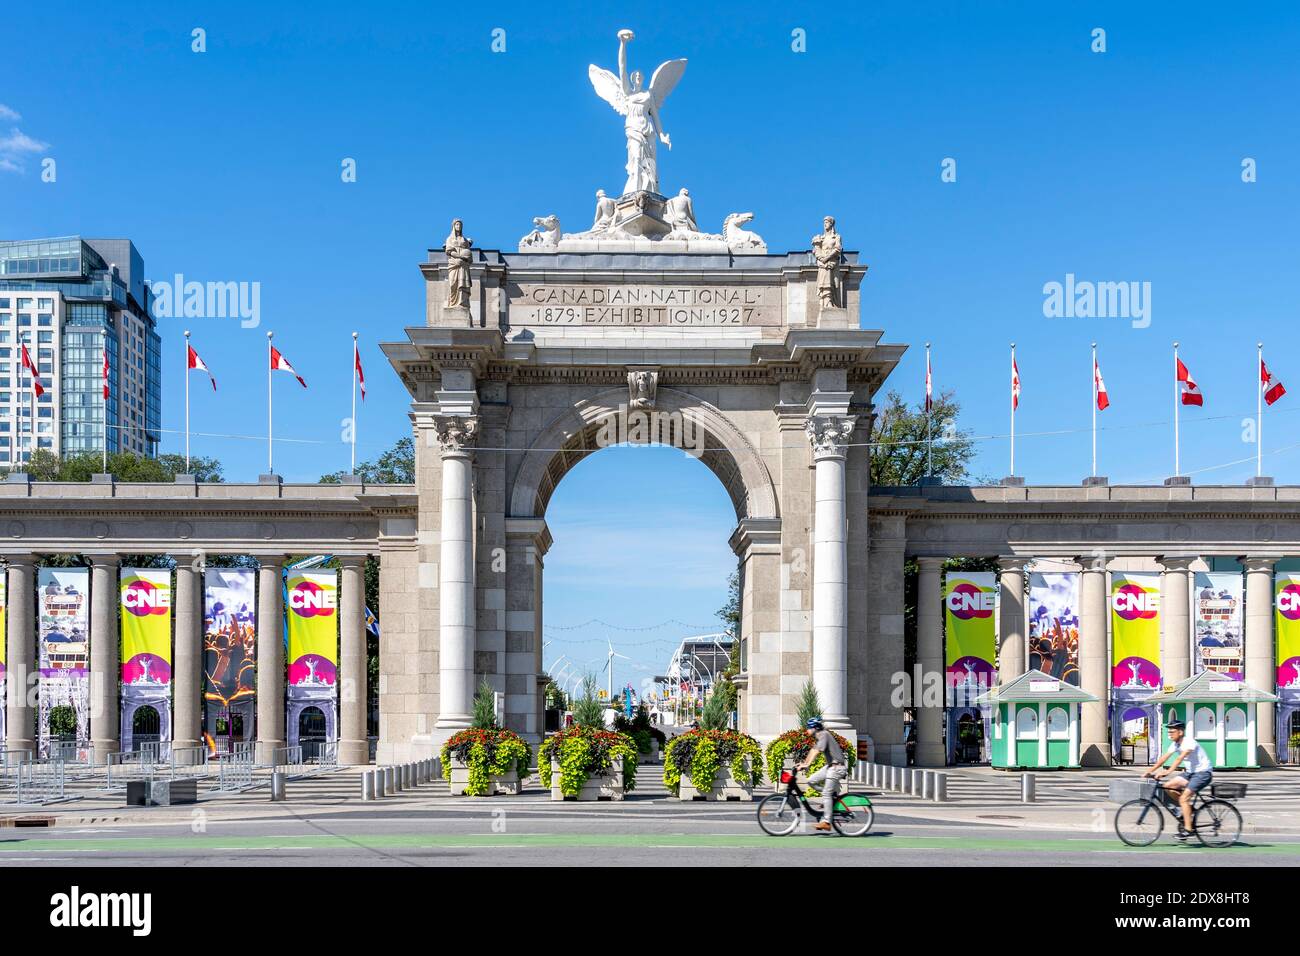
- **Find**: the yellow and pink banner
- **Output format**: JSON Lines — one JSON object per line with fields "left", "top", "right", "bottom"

{"left": 1273, "top": 573, "right": 1300, "bottom": 690}
{"left": 286, "top": 571, "right": 338, "bottom": 687}
{"left": 121, "top": 569, "right": 172, "bottom": 686}
{"left": 1110, "top": 572, "right": 1160, "bottom": 689}
{"left": 944, "top": 571, "right": 997, "bottom": 689}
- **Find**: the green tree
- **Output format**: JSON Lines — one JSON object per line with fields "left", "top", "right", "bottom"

{"left": 572, "top": 675, "right": 605, "bottom": 729}
{"left": 321, "top": 436, "right": 414, "bottom": 484}
{"left": 470, "top": 679, "right": 498, "bottom": 730}
{"left": 698, "top": 688, "right": 731, "bottom": 731}
{"left": 869, "top": 389, "right": 976, "bottom": 486}
{"left": 795, "top": 679, "right": 822, "bottom": 727}
{"left": 3, "top": 450, "right": 224, "bottom": 483}
{"left": 48, "top": 705, "right": 77, "bottom": 740}
{"left": 713, "top": 571, "right": 742, "bottom": 712}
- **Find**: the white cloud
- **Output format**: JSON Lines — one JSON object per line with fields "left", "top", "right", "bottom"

{"left": 0, "top": 105, "right": 20, "bottom": 121}
{"left": 0, "top": 125, "right": 50, "bottom": 174}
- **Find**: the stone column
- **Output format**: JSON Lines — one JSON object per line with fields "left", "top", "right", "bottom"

{"left": 1158, "top": 555, "right": 1196, "bottom": 687}
{"left": 806, "top": 412, "right": 855, "bottom": 730}
{"left": 338, "top": 555, "right": 369, "bottom": 764}
{"left": 435, "top": 416, "right": 478, "bottom": 731}
{"left": 89, "top": 554, "right": 121, "bottom": 764}
{"left": 172, "top": 561, "right": 202, "bottom": 755}
{"left": 997, "top": 556, "right": 1028, "bottom": 684}
{"left": 256, "top": 556, "right": 286, "bottom": 763}
{"left": 1077, "top": 554, "right": 1111, "bottom": 766}
{"left": 1242, "top": 555, "right": 1279, "bottom": 766}
{"left": 916, "top": 557, "right": 945, "bottom": 767}
{"left": 4, "top": 555, "right": 37, "bottom": 754}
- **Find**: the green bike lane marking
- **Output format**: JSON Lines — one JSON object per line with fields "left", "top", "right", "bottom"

{"left": 1, "top": 832, "right": 1297, "bottom": 854}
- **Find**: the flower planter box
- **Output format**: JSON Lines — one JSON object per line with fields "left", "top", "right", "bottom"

{"left": 678, "top": 761, "right": 755, "bottom": 801}
{"left": 447, "top": 757, "right": 521, "bottom": 796}
{"left": 550, "top": 756, "right": 624, "bottom": 801}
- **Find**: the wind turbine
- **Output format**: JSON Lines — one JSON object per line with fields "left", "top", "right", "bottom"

{"left": 603, "top": 640, "right": 633, "bottom": 700}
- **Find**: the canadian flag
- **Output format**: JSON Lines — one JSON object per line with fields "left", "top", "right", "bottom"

{"left": 354, "top": 341, "right": 366, "bottom": 401}
{"left": 102, "top": 348, "right": 110, "bottom": 400}
{"left": 1011, "top": 356, "right": 1021, "bottom": 411}
{"left": 21, "top": 343, "right": 44, "bottom": 398}
{"left": 270, "top": 345, "right": 307, "bottom": 388}
{"left": 188, "top": 344, "right": 217, "bottom": 391}
{"left": 924, "top": 350, "right": 932, "bottom": 413}
{"left": 1176, "top": 357, "right": 1203, "bottom": 406}
{"left": 1261, "top": 358, "right": 1285, "bottom": 406}
{"left": 1094, "top": 357, "right": 1110, "bottom": 411}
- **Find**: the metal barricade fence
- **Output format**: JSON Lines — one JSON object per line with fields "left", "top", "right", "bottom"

{"left": 168, "top": 746, "right": 210, "bottom": 779}
{"left": 15, "top": 759, "right": 67, "bottom": 804}
{"left": 314, "top": 741, "right": 339, "bottom": 769}
{"left": 105, "top": 750, "right": 159, "bottom": 790}
{"left": 215, "top": 750, "right": 255, "bottom": 792}
{"left": 1, "top": 749, "right": 31, "bottom": 790}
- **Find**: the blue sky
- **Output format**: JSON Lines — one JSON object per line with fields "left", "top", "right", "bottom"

{"left": 3, "top": 2, "right": 1298, "bottom": 679}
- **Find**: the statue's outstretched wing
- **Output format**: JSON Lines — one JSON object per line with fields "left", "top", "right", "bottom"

{"left": 588, "top": 65, "right": 628, "bottom": 116}
{"left": 648, "top": 59, "right": 687, "bottom": 110}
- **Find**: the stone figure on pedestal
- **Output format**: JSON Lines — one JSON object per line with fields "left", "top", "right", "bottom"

{"left": 589, "top": 30, "right": 687, "bottom": 196}
{"left": 592, "top": 190, "right": 617, "bottom": 230}
{"left": 812, "top": 216, "right": 844, "bottom": 308}
{"left": 665, "top": 188, "right": 698, "bottom": 232}
{"left": 444, "top": 219, "right": 473, "bottom": 309}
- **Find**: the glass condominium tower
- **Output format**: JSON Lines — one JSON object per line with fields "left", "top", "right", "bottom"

{"left": 0, "top": 237, "right": 162, "bottom": 467}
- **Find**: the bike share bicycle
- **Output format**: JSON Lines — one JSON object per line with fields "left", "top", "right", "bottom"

{"left": 1112, "top": 776, "right": 1245, "bottom": 848}
{"left": 757, "top": 769, "right": 875, "bottom": 837}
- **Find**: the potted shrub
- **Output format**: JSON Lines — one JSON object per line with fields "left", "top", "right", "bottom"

{"left": 440, "top": 681, "right": 532, "bottom": 796}
{"left": 763, "top": 681, "right": 857, "bottom": 794}
{"left": 538, "top": 677, "right": 638, "bottom": 800}
{"left": 664, "top": 729, "right": 764, "bottom": 801}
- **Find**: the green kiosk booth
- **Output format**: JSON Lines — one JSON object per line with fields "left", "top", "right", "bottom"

{"left": 978, "top": 670, "right": 1099, "bottom": 769}
{"left": 1146, "top": 671, "right": 1278, "bottom": 769}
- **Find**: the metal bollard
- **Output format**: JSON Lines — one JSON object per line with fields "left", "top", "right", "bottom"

{"left": 910, "top": 769, "right": 922, "bottom": 797}
{"left": 385, "top": 766, "right": 397, "bottom": 794}
{"left": 933, "top": 772, "right": 947, "bottom": 802}
{"left": 889, "top": 766, "right": 899, "bottom": 791}
{"left": 921, "top": 770, "right": 932, "bottom": 800}
{"left": 407, "top": 763, "right": 416, "bottom": 788}
{"left": 270, "top": 771, "right": 286, "bottom": 802}
{"left": 1022, "top": 773, "right": 1036, "bottom": 803}
{"left": 361, "top": 771, "right": 374, "bottom": 801}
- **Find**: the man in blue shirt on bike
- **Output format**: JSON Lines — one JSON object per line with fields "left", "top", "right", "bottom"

{"left": 1144, "top": 719, "right": 1212, "bottom": 839}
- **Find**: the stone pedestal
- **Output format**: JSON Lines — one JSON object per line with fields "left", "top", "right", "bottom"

{"left": 447, "top": 758, "right": 522, "bottom": 796}
{"left": 678, "top": 763, "right": 756, "bottom": 801}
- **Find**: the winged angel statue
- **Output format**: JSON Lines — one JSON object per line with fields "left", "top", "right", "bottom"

{"left": 589, "top": 30, "right": 687, "bottom": 197}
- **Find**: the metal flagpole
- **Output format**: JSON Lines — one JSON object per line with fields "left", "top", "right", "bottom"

{"left": 267, "top": 331, "right": 274, "bottom": 475}
{"left": 22, "top": 332, "right": 30, "bottom": 468}
{"left": 1257, "top": 342, "right": 1263, "bottom": 479}
{"left": 102, "top": 337, "right": 108, "bottom": 472}
{"left": 185, "top": 330, "right": 191, "bottom": 473}
{"left": 1173, "top": 341, "right": 1181, "bottom": 477}
{"left": 351, "top": 332, "right": 358, "bottom": 474}
{"left": 925, "top": 341, "right": 932, "bottom": 478}
{"left": 1091, "top": 342, "right": 1097, "bottom": 478}
{"left": 1009, "top": 342, "right": 1016, "bottom": 477}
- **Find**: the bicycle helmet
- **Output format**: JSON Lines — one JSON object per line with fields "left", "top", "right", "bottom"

{"left": 806, "top": 716, "right": 824, "bottom": 730}
{"left": 1166, "top": 720, "right": 1186, "bottom": 731}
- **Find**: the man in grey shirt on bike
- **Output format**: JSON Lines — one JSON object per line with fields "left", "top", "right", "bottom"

{"left": 797, "top": 716, "right": 847, "bottom": 832}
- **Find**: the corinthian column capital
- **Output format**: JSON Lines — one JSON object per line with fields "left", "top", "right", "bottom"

{"left": 434, "top": 415, "right": 479, "bottom": 455}
{"left": 805, "top": 414, "right": 855, "bottom": 459}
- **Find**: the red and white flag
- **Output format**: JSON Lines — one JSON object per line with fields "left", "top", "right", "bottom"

{"left": 924, "top": 351, "right": 932, "bottom": 413}
{"left": 102, "top": 348, "right": 110, "bottom": 400}
{"left": 1261, "top": 359, "right": 1286, "bottom": 406}
{"left": 270, "top": 345, "right": 307, "bottom": 388}
{"left": 1176, "top": 357, "right": 1203, "bottom": 406}
{"left": 1094, "top": 356, "right": 1110, "bottom": 411}
{"left": 354, "top": 341, "right": 366, "bottom": 401}
{"left": 21, "top": 343, "right": 44, "bottom": 398}
{"left": 1011, "top": 356, "right": 1021, "bottom": 411}
{"left": 188, "top": 344, "right": 217, "bottom": 391}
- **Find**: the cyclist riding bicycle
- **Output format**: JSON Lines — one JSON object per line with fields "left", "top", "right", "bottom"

{"left": 796, "top": 716, "right": 847, "bottom": 832}
{"left": 1143, "top": 719, "right": 1212, "bottom": 840}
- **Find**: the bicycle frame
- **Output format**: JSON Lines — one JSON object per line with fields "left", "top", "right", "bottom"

{"left": 780, "top": 772, "right": 849, "bottom": 820}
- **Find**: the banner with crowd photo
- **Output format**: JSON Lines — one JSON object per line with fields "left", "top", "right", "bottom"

{"left": 943, "top": 571, "right": 996, "bottom": 764}
{"left": 37, "top": 567, "right": 91, "bottom": 760}
{"left": 285, "top": 570, "right": 338, "bottom": 750}
{"left": 1193, "top": 571, "right": 1244, "bottom": 680}
{"left": 1027, "top": 572, "right": 1080, "bottom": 685}
{"left": 0, "top": 577, "right": 7, "bottom": 745}
{"left": 202, "top": 569, "right": 257, "bottom": 756}
{"left": 1274, "top": 574, "right": 1300, "bottom": 763}
{"left": 1110, "top": 571, "right": 1161, "bottom": 760}
{"left": 120, "top": 569, "right": 173, "bottom": 756}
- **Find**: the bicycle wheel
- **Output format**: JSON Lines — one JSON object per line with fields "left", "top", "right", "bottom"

{"left": 756, "top": 793, "right": 802, "bottom": 836}
{"left": 831, "top": 802, "right": 874, "bottom": 837}
{"left": 1194, "top": 799, "right": 1242, "bottom": 848}
{"left": 1114, "top": 799, "right": 1164, "bottom": 847}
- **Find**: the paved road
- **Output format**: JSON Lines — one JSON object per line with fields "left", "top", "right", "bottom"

{"left": 5, "top": 802, "right": 1298, "bottom": 866}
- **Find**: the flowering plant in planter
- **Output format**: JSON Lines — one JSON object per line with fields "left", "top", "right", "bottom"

{"left": 539, "top": 725, "right": 639, "bottom": 797}
{"left": 440, "top": 728, "right": 532, "bottom": 796}
{"left": 662, "top": 729, "right": 763, "bottom": 796}
{"left": 764, "top": 728, "right": 857, "bottom": 795}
